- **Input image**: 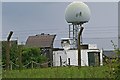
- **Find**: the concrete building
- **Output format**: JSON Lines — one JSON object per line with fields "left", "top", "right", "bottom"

{"left": 53, "top": 44, "right": 103, "bottom": 66}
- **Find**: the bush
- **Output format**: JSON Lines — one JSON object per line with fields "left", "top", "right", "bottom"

{"left": 21, "top": 47, "right": 48, "bottom": 68}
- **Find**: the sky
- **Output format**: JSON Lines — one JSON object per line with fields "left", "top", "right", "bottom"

{"left": 2, "top": 1, "right": 119, "bottom": 50}
{"left": 1, "top": 0, "right": 120, "bottom": 2}
{"left": 0, "top": 2, "right": 2, "bottom": 41}
{"left": 118, "top": 2, "right": 120, "bottom": 47}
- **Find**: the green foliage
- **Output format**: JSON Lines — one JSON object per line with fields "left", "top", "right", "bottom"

{"left": 114, "top": 49, "right": 120, "bottom": 80}
{"left": 10, "top": 42, "right": 18, "bottom": 64}
{"left": 21, "top": 47, "right": 47, "bottom": 68}
{"left": 2, "top": 41, "right": 48, "bottom": 69}
{"left": 2, "top": 66, "right": 111, "bottom": 78}
{"left": 2, "top": 41, "right": 6, "bottom": 65}
{"left": 114, "top": 65, "right": 120, "bottom": 80}
{"left": 2, "top": 41, "right": 18, "bottom": 65}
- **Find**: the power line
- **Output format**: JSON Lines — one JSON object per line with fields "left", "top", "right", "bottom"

{"left": 2, "top": 25, "right": 118, "bottom": 32}
{"left": 54, "top": 37, "right": 118, "bottom": 41}
{"left": 2, "top": 29, "right": 117, "bottom": 35}
{"left": 2, "top": 27, "right": 118, "bottom": 33}
{"left": 2, "top": 25, "right": 119, "bottom": 40}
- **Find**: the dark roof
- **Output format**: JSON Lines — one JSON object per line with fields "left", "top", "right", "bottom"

{"left": 26, "top": 34, "right": 56, "bottom": 48}
{"left": 103, "top": 50, "right": 117, "bottom": 58}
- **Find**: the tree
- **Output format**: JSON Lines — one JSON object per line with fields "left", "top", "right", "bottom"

{"left": 2, "top": 41, "right": 48, "bottom": 69}
{"left": 21, "top": 47, "right": 48, "bottom": 68}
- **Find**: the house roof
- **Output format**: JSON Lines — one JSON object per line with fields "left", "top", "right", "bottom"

{"left": 103, "top": 50, "right": 117, "bottom": 58}
{"left": 26, "top": 34, "right": 56, "bottom": 48}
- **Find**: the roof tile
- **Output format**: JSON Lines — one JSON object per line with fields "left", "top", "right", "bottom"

{"left": 26, "top": 34, "right": 56, "bottom": 48}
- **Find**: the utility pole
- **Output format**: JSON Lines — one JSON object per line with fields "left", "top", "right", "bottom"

{"left": 6, "top": 31, "right": 13, "bottom": 70}
{"left": 78, "top": 26, "right": 84, "bottom": 67}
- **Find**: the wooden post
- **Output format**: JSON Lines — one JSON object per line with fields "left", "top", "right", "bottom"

{"left": 31, "top": 61, "right": 33, "bottom": 68}
{"left": 6, "top": 31, "right": 13, "bottom": 70}
{"left": 78, "top": 26, "right": 84, "bottom": 67}
{"left": 6, "top": 41, "right": 10, "bottom": 70}
{"left": 60, "top": 56, "right": 62, "bottom": 66}
{"left": 10, "top": 61, "right": 12, "bottom": 70}
{"left": 18, "top": 45, "right": 23, "bottom": 70}
{"left": 68, "top": 58, "right": 70, "bottom": 66}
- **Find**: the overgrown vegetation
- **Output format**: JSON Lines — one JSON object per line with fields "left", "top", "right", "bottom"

{"left": 21, "top": 47, "right": 47, "bottom": 68}
{"left": 113, "top": 48, "right": 120, "bottom": 80}
{"left": 2, "top": 40, "right": 120, "bottom": 79}
{"left": 2, "top": 41, "right": 47, "bottom": 69}
{"left": 2, "top": 41, "right": 18, "bottom": 68}
{"left": 2, "top": 66, "right": 111, "bottom": 78}
{"left": 110, "top": 40, "right": 120, "bottom": 80}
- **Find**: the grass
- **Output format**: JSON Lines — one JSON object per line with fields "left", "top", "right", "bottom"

{"left": 2, "top": 66, "right": 113, "bottom": 78}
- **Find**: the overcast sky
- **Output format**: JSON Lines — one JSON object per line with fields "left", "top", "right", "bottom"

{"left": 1, "top": 0, "right": 119, "bottom": 2}
{"left": 2, "top": 1, "right": 118, "bottom": 50}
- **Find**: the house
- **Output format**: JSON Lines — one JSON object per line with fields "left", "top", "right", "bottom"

{"left": 53, "top": 44, "right": 103, "bottom": 66}
{"left": 26, "top": 33, "right": 56, "bottom": 66}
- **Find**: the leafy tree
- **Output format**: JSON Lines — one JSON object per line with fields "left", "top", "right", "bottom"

{"left": 21, "top": 47, "right": 48, "bottom": 68}
{"left": 2, "top": 41, "right": 48, "bottom": 69}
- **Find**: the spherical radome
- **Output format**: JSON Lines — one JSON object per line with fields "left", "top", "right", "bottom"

{"left": 65, "top": 1, "right": 91, "bottom": 24}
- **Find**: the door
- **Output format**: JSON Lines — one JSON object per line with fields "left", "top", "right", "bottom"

{"left": 88, "top": 52, "right": 100, "bottom": 66}
{"left": 88, "top": 52, "right": 95, "bottom": 66}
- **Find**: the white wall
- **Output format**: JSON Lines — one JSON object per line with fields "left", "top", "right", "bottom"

{"left": 81, "top": 50, "right": 89, "bottom": 66}
{"left": 66, "top": 50, "right": 89, "bottom": 66}
{"left": 66, "top": 50, "right": 78, "bottom": 66}
{"left": 53, "top": 50, "right": 66, "bottom": 66}
{"left": 100, "top": 49, "right": 103, "bottom": 66}
{"left": 53, "top": 49, "right": 103, "bottom": 66}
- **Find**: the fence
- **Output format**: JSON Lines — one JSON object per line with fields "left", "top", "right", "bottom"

{"left": 1, "top": 61, "right": 51, "bottom": 70}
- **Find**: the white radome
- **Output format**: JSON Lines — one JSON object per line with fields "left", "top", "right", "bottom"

{"left": 65, "top": 1, "right": 91, "bottom": 24}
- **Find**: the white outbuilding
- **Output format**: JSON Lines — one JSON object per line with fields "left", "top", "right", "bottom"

{"left": 53, "top": 44, "right": 103, "bottom": 66}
